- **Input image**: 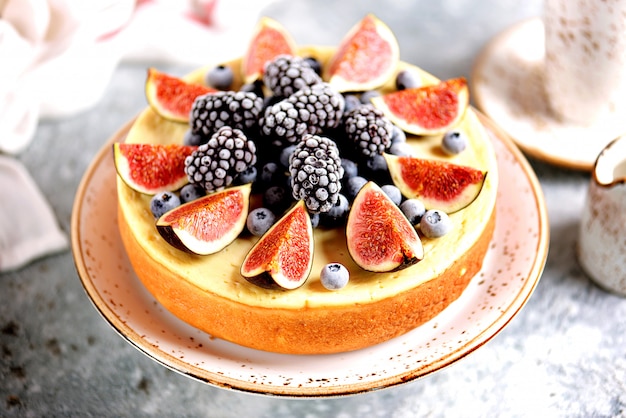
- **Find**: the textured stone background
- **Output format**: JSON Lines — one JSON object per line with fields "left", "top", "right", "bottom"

{"left": 3, "top": 1, "right": 626, "bottom": 417}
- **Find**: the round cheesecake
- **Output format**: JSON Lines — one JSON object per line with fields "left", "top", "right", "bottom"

{"left": 116, "top": 46, "right": 498, "bottom": 355}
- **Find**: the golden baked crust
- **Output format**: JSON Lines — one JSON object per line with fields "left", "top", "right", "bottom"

{"left": 116, "top": 47, "right": 499, "bottom": 354}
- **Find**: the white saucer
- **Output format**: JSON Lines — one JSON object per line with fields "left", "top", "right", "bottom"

{"left": 471, "top": 18, "right": 626, "bottom": 171}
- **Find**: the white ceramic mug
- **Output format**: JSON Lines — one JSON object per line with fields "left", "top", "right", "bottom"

{"left": 543, "top": 0, "right": 626, "bottom": 124}
{"left": 578, "top": 134, "right": 626, "bottom": 295}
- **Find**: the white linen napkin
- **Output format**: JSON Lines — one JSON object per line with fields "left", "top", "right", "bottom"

{"left": 0, "top": 0, "right": 274, "bottom": 271}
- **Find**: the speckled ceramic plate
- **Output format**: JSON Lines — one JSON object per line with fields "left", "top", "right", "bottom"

{"left": 71, "top": 112, "right": 548, "bottom": 397}
{"left": 472, "top": 18, "right": 626, "bottom": 171}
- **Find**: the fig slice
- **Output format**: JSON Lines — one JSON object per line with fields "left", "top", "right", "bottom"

{"left": 113, "top": 142, "right": 197, "bottom": 195}
{"left": 156, "top": 184, "right": 251, "bottom": 255}
{"left": 325, "top": 14, "right": 400, "bottom": 92}
{"left": 384, "top": 153, "right": 487, "bottom": 213}
{"left": 242, "top": 16, "right": 297, "bottom": 84}
{"left": 145, "top": 68, "right": 216, "bottom": 123}
{"left": 371, "top": 77, "right": 469, "bottom": 136}
{"left": 346, "top": 181, "right": 423, "bottom": 272}
{"left": 240, "top": 200, "right": 314, "bottom": 290}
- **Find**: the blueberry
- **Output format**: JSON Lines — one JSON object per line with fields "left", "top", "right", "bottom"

{"left": 150, "top": 191, "right": 180, "bottom": 218}
{"left": 391, "top": 125, "right": 406, "bottom": 143}
{"left": 320, "top": 263, "right": 350, "bottom": 290}
{"left": 280, "top": 144, "right": 297, "bottom": 168}
{"left": 400, "top": 199, "right": 426, "bottom": 225}
{"left": 240, "top": 79, "right": 265, "bottom": 97}
{"left": 420, "top": 209, "right": 452, "bottom": 238}
{"left": 246, "top": 207, "right": 276, "bottom": 236}
{"left": 345, "top": 176, "right": 368, "bottom": 201}
{"left": 341, "top": 158, "right": 358, "bottom": 180}
{"left": 263, "top": 185, "right": 291, "bottom": 214}
{"left": 366, "top": 154, "right": 388, "bottom": 172}
{"left": 236, "top": 165, "right": 257, "bottom": 185}
{"left": 442, "top": 130, "right": 468, "bottom": 155}
{"left": 343, "top": 94, "right": 362, "bottom": 113}
{"left": 261, "top": 162, "right": 281, "bottom": 184}
{"left": 395, "top": 69, "right": 422, "bottom": 90}
{"left": 303, "top": 56, "right": 322, "bottom": 75}
{"left": 309, "top": 211, "right": 320, "bottom": 228}
{"left": 360, "top": 90, "right": 381, "bottom": 104}
{"left": 388, "top": 141, "right": 413, "bottom": 157}
{"left": 179, "top": 183, "right": 205, "bottom": 203}
{"left": 205, "top": 64, "right": 234, "bottom": 90}
{"left": 183, "top": 129, "right": 206, "bottom": 146}
{"left": 381, "top": 184, "right": 402, "bottom": 206}
{"left": 319, "top": 194, "right": 350, "bottom": 227}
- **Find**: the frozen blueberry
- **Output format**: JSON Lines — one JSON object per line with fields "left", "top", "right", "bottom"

{"left": 179, "top": 183, "right": 205, "bottom": 203}
{"left": 420, "top": 209, "right": 452, "bottom": 238}
{"left": 341, "top": 158, "right": 359, "bottom": 181}
{"left": 303, "top": 56, "right": 322, "bottom": 75}
{"left": 319, "top": 194, "right": 350, "bottom": 227}
{"left": 205, "top": 64, "right": 234, "bottom": 90}
{"left": 360, "top": 90, "right": 381, "bottom": 104}
{"left": 246, "top": 207, "right": 276, "bottom": 236}
{"left": 236, "top": 165, "right": 257, "bottom": 185}
{"left": 395, "top": 69, "right": 422, "bottom": 90}
{"left": 263, "top": 185, "right": 291, "bottom": 214}
{"left": 400, "top": 199, "right": 426, "bottom": 225}
{"left": 366, "top": 154, "right": 388, "bottom": 172}
{"left": 150, "top": 191, "right": 180, "bottom": 218}
{"left": 343, "top": 94, "right": 362, "bottom": 113}
{"left": 441, "top": 130, "right": 468, "bottom": 155}
{"left": 183, "top": 129, "right": 206, "bottom": 146}
{"left": 390, "top": 125, "right": 406, "bottom": 143}
{"left": 320, "top": 263, "right": 350, "bottom": 290}
{"left": 345, "top": 176, "right": 368, "bottom": 201}
{"left": 280, "top": 144, "right": 297, "bottom": 168}
{"left": 381, "top": 184, "right": 402, "bottom": 206}
{"left": 388, "top": 141, "right": 413, "bottom": 157}
{"left": 261, "top": 162, "right": 281, "bottom": 184}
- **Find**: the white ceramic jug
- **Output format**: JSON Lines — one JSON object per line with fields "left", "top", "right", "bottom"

{"left": 578, "top": 135, "right": 626, "bottom": 295}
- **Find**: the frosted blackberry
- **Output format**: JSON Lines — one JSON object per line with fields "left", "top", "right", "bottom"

{"left": 289, "top": 134, "right": 344, "bottom": 213}
{"left": 184, "top": 126, "right": 257, "bottom": 193}
{"left": 290, "top": 82, "right": 345, "bottom": 129}
{"left": 190, "top": 91, "right": 263, "bottom": 137}
{"left": 344, "top": 104, "right": 393, "bottom": 158}
{"left": 260, "top": 99, "right": 317, "bottom": 146}
{"left": 263, "top": 55, "right": 322, "bottom": 98}
{"left": 261, "top": 82, "right": 345, "bottom": 147}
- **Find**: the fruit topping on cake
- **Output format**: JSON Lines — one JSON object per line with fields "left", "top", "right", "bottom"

{"left": 156, "top": 184, "right": 251, "bottom": 255}
{"left": 145, "top": 68, "right": 216, "bottom": 123}
{"left": 113, "top": 143, "right": 197, "bottom": 194}
{"left": 240, "top": 200, "right": 314, "bottom": 290}
{"left": 116, "top": 14, "right": 486, "bottom": 289}
{"left": 325, "top": 13, "right": 400, "bottom": 92}
{"left": 370, "top": 77, "right": 469, "bottom": 135}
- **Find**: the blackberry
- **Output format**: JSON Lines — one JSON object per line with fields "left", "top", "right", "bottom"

{"left": 289, "top": 134, "right": 344, "bottom": 213}
{"left": 260, "top": 82, "right": 345, "bottom": 147}
{"left": 263, "top": 55, "right": 322, "bottom": 98}
{"left": 344, "top": 104, "right": 393, "bottom": 158}
{"left": 190, "top": 91, "right": 263, "bottom": 138}
{"left": 184, "top": 126, "right": 257, "bottom": 193}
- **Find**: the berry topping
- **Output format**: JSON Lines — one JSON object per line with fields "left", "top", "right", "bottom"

{"left": 420, "top": 209, "right": 452, "bottom": 238}
{"left": 190, "top": 91, "right": 264, "bottom": 138}
{"left": 400, "top": 198, "right": 426, "bottom": 225}
{"left": 150, "top": 191, "right": 181, "bottom": 218}
{"left": 395, "top": 69, "right": 422, "bottom": 90}
{"left": 344, "top": 175, "right": 368, "bottom": 201}
{"left": 381, "top": 184, "right": 402, "bottom": 206}
{"left": 441, "top": 130, "right": 468, "bottom": 155}
{"left": 320, "top": 263, "right": 350, "bottom": 290}
{"left": 179, "top": 183, "right": 206, "bottom": 203}
{"left": 289, "top": 134, "right": 344, "bottom": 213}
{"left": 184, "top": 126, "right": 257, "bottom": 193}
{"left": 344, "top": 104, "right": 393, "bottom": 158}
{"left": 260, "top": 99, "right": 316, "bottom": 146}
{"left": 263, "top": 55, "right": 322, "bottom": 98}
{"left": 246, "top": 207, "right": 276, "bottom": 236}
{"left": 205, "top": 65, "right": 235, "bottom": 90}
